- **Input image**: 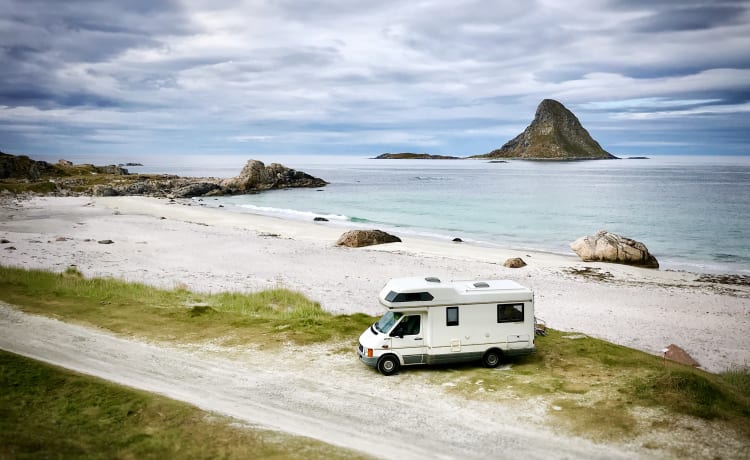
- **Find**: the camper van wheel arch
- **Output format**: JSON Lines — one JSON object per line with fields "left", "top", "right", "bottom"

{"left": 482, "top": 349, "right": 503, "bottom": 368}
{"left": 377, "top": 355, "right": 400, "bottom": 376}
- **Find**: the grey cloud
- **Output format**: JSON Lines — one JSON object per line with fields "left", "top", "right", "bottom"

{"left": 1, "top": 0, "right": 748, "bottom": 156}
{"left": 629, "top": 5, "right": 748, "bottom": 32}
{"left": 0, "top": 0, "right": 194, "bottom": 108}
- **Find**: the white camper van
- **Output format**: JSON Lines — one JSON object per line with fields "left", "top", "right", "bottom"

{"left": 358, "top": 276, "right": 536, "bottom": 375}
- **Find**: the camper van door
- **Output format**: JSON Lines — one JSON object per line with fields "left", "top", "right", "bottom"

{"left": 389, "top": 313, "right": 426, "bottom": 365}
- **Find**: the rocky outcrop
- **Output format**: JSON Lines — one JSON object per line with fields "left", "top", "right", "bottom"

{"left": 0, "top": 152, "right": 56, "bottom": 180}
{"left": 221, "top": 160, "right": 327, "bottom": 193}
{"left": 336, "top": 230, "right": 402, "bottom": 248}
{"left": 62, "top": 159, "right": 325, "bottom": 198}
{"left": 477, "top": 99, "right": 617, "bottom": 160}
{"left": 1, "top": 152, "right": 129, "bottom": 180}
{"left": 570, "top": 230, "right": 659, "bottom": 268}
{"left": 1, "top": 151, "right": 327, "bottom": 198}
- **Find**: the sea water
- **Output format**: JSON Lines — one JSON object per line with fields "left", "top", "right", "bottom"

{"left": 210, "top": 155, "right": 749, "bottom": 275}
{"left": 49, "top": 153, "right": 750, "bottom": 274}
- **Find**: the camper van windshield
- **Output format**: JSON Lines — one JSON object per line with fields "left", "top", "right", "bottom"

{"left": 374, "top": 311, "right": 402, "bottom": 334}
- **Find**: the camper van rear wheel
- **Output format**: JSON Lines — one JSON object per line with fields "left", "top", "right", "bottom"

{"left": 482, "top": 349, "right": 502, "bottom": 368}
{"left": 377, "top": 355, "right": 400, "bottom": 376}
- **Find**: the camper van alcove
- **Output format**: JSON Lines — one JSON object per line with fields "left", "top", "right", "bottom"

{"left": 358, "top": 277, "right": 536, "bottom": 375}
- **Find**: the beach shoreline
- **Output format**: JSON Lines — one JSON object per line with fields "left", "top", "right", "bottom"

{"left": 1, "top": 195, "right": 748, "bottom": 373}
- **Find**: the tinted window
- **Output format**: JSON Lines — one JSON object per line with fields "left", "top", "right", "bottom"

{"left": 391, "top": 315, "right": 421, "bottom": 337}
{"left": 446, "top": 306, "right": 459, "bottom": 326}
{"left": 385, "top": 291, "right": 434, "bottom": 302}
{"left": 497, "top": 303, "right": 524, "bottom": 323}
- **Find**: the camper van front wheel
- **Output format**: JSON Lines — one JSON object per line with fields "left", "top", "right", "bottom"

{"left": 482, "top": 349, "right": 502, "bottom": 368}
{"left": 377, "top": 355, "right": 400, "bottom": 376}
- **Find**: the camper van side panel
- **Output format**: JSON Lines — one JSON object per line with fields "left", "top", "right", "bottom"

{"left": 426, "top": 302, "right": 534, "bottom": 358}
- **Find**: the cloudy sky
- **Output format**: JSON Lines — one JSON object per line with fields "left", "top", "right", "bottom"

{"left": 1, "top": 0, "right": 749, "bottom": 158}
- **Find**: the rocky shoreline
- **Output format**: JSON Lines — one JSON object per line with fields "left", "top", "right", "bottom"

{"left": 0, "top": 152, "right": 327, "bottom": 198}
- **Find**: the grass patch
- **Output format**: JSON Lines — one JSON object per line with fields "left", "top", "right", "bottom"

{"left": 431, "top": 329, "right": 750, "bottom": 441}
{"left": 0, "top": 265, "right": 374, "bottom": 348}
{"left": 0, "top": 349, "right": 368, "bottom": 459}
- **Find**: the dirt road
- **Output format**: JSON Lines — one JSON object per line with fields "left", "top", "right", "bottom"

{"left": 0, "top": 303, "right": 637, "bottom": 459}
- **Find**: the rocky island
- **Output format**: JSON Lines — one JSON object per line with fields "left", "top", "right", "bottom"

{"left": 478, "top": 99, "right": 617, "bottom": 160}
{"left": 374, "top": 100, "right": 617, "bottom": 161}
{"left": 0, "top": 151, "right": 327, "bottom": 198}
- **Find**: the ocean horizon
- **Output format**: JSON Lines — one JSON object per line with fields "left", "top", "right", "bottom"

{"left": 35, "top": 153, "right": 750, "bottom": 275}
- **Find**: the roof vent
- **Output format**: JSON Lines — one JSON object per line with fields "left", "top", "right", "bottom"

{"left": 473, "top": 281, "right": 490, "bottom": 288}
{"left": 425, "top": 277, "right": 441, "bottom": 283}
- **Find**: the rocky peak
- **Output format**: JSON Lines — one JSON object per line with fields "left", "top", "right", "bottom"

{"left": 480, "top": 99, "right": 617, "bottom": 160}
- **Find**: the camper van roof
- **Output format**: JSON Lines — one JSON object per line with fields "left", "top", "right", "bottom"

{"left": 378, "top": 276, "right": 532, "bottom": 308}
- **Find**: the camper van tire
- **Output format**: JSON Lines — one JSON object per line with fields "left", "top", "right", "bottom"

{"left": 377, "top": 355, "right": 400, "bottom": 376}
{"left": 482, "top": 349, "right": 503, "bottom": 368}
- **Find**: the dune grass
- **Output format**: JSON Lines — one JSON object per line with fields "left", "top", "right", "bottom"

{"left": 0, "top": 349, "right": 369, "bottom": 460}
{"left": 0, "top": 265, "right": 373, "bottom": 348}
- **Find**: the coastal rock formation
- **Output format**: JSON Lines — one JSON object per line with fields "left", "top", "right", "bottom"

{"left": 0, "top": 152, "right": 327, "bottom": 198}
{"left": 570, "top": 230, "right": 659, "bottom": 268}
{"left": 98, "top": 160, "right": 326, "bottom": 197}
{"left": 478, "top": 99, "right": 617, "bottom": 160}
{"left": 1, "top": 152, "right": 129, "bottom": 180}
{"left": 503, "top": 257, "right": 527, "bottom": 268}
{"left": 336, "top": 230, "right": 402, "bottom": 248}
{"left": 374, "top": 153, "right": 460, "bottom": 160}
{"left": 0, "top": 152, "right": 56, "bottom": 180}
{"left": 221, "top": 160, "right": 327, "bottom": 193}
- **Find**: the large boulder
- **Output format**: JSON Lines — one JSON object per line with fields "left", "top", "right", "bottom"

{"left": 172, "top": 182, "right": 222, "bottom": 198}
{"left": 336, "top": 230, "right": 402, "bottom": 248}
{"left": 222, "top": 160, "right": 327, "bottom": 192}
{"left": 570, "top": 230, "right": 659, "bottom": 268}
{"left": 503, "top": 257, "right": 527, "bottom": 268}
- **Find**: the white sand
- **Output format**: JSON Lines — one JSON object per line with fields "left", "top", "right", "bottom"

{"left": 1, "top": 195, "right": 748, "bottom": 373}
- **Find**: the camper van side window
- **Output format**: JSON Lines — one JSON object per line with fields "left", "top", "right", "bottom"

{"left": 497, "top": 303, "right": 524, "bottom": 323}
{"left": 446, "top": 307, "right": 459, "bottom": 326}
{"left": 385, "top": 291, "right": 434, "bottom": 302}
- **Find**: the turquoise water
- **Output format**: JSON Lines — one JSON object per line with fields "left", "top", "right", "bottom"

{"left": 206, "top": 155, "right": 749, "bottom": 275}
{"left": 45, "top": 153, "right": 750, "bottom": 274}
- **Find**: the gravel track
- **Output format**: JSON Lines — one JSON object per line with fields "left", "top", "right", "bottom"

{"left": 0, "top": 304, "right": 635, "bottom": 459}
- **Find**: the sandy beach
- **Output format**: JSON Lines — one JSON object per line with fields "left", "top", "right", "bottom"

{"left": 1, "top": 195, "right": 748, "bottom": 373}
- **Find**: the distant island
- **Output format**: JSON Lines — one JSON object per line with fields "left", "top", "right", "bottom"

{"left": 377, "top": 99, "right": 620, "bottom": 161}
{"left": 374, "top": 153, "right": 460, "bottom": 160}
{"left": 472, "top": 99, "right": 617, "bottom": 160}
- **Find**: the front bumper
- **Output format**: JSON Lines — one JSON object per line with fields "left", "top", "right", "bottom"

{"left": 357, "top": 343, "right": 378, "bottom": 367}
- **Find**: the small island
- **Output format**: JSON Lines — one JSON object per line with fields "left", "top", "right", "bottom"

{"left": 374, "top": 153, "right": 461, "bottom": 160}
{"left": 376, "top": 99, "right": 623, "bottom": 161}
